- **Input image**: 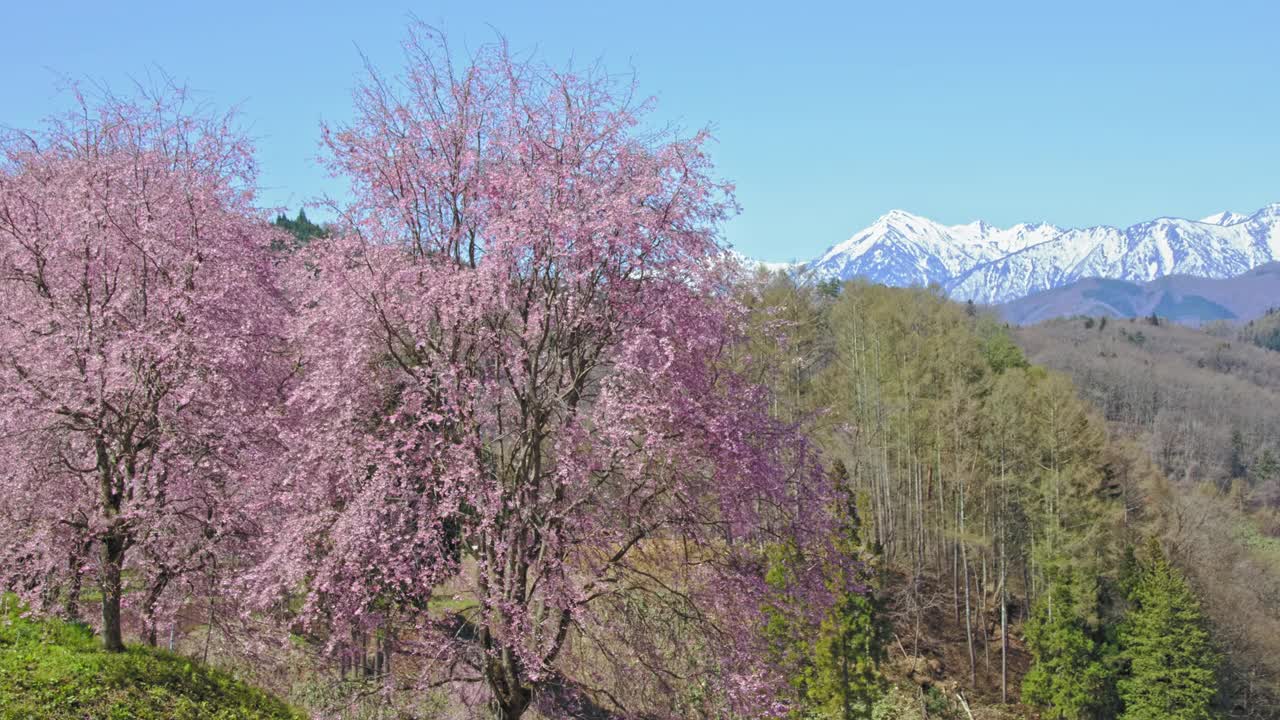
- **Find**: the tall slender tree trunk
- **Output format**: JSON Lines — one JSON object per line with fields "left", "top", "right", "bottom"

{"left": 1000, "top": 551, "right": 1008, "bottom": 704}
{"left": 1000, "top": 450, "right": 1009, "bottom": 704}
{"left": 953, "top": 490, "right": 961, "bottom": 624}
{"left": 936, "top": 440, "right": 946, "bottom": 577}
{"left": 981, "top": 551, "right": 990, "bottom": 674}
{"left": 953, "top": 541, "right": 961, "bottom": 624}
{"left": 960, "top": 487, "right": 976, "bottom": 688}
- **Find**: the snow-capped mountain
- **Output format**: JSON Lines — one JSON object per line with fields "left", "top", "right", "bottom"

{"left": 729, "top": 250, "right": 803, "bottom": 275}
{"left": 808, "top": 210, "right": 1058, "bottom": 289}
{"left": 1200, "top": 210, "right": 1251, "bottom": 226}
{"left": 801, "top": 203, "right": 1280, "bottom": 304}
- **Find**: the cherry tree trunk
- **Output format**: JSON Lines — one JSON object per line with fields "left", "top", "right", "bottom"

{"left": 142, "top": 574, "right": 169, "bottom": 647}
{"left": 488, "top": 654, "right": 533, "bottom": 720}
{"left": 100, "top": 536, "right": 126, "bottom": 652}
{"left": 497, "top": 703, "right": 530, "bottom": 720}
{"left": 63, "top": 541, "right": 86, "bottom": 622}
{"left": 493, "top": 687, "right": 532, "bottom": 720}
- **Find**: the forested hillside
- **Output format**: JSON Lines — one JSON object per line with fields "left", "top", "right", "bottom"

{"left": 1016, "top": 316, "right": 1280, "bottom": 718}
{"left": 1242, "top": 308, "right": 1280, "bottom": 353}
{"left": 740, "top": 277, "right": 1237, "bottom": 719}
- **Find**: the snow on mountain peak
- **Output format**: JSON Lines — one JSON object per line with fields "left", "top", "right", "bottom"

{"left": 876, "top": 209, "right": 925, "bottom": 223}
{"left": 798, "top": 203, "right": 1280, "bottom": 304}
{"left": 1200, "top": 210, "right": 1248, "bottom": 226}
{"left": 1250, "top": 203, "right": 1280, "bottom": 220}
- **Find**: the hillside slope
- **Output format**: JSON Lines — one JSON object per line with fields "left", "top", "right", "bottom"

{"left": 999, "top": 262, "right": 1280, "bottom": 325}
{"left": 1014, "top": 318, "right": 1280, "bottom": 717}
{"left": 0, "top": 599, "right": 304, "bottom": 720}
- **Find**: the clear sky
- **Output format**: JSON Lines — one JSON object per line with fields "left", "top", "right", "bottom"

{"left": 3, "top": 1, "right": 1278, "bottom": 261}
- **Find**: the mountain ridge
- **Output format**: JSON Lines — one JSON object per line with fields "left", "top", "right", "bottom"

{"left": 759, "top": 203, "right": 1280, "bottom": 305}
{"left": 997, "top": 261, "right": 1280, "bottom": 326}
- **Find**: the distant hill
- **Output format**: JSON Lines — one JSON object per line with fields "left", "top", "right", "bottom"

{"left": 998, "top": 262, "right": 1280, "bottom": 325}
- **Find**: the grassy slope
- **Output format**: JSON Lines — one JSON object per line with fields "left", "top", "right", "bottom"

{"left": 0, "top": 601, "right": 304, "bottom": 720}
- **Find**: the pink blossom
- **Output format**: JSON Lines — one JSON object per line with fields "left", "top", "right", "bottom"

{"left": 246, "top": 25, "right": 844, "bottom": 719}
{"left": 0, "top": 85, "right": 289, "bottom": 651}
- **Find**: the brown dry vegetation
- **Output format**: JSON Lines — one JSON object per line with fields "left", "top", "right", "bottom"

{"left": 1017, "top": 316, "right": 1280, "bottom": 718}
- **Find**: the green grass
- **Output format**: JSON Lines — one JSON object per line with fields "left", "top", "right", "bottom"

{"left": 1233, "top": 519, "right": 1280, "bottom": 568}
{"left": 0, "top": 599, "right": 304, "bottom": 719}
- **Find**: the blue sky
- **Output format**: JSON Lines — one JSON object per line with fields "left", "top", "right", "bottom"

{"left": 3, "top": 1, "right": 1278, "bottom": 261}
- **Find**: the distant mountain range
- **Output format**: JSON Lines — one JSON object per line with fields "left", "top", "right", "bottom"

{"left": 764, "top": 203, "right": 1280, "bottom": 308}
{"left": 998, "top": 262, "right": 1280, "bottom": 326}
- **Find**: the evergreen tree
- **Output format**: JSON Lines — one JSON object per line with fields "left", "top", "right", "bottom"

{"left": 802, "top": 483, "right": 889, "bottom": 719}
{"left": 272, "top": 207, "right": 330, "bottom": 248}
{"left": 817, "top": 278, "right": 843, "bottom": 298}
{"left": 763, "top": 541, "right": 816, "bottom": 704}
{"left": 1022, "top": 569, "right": 1114, "bottom": 719}
{"left": 805, "top": 587, "right": 887, "bottom": 719}
{"left": 1229, "top": 429, "right": 1248, "bottom": 479}
{"left": 764, "top": 470, "right": 888, "bottom": 720}
{"left": 1253, "top": 448, "right": 1279, "bottom": 482}
{"left": 1118, "top": 541, "right": 1218, "bottom": 720}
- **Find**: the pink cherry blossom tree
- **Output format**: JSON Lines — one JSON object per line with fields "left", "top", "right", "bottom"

{"left": 250, "top": 25, "right": 844, "bottom": 718}
{"left": 0, "top": 87, "right": 287, "bottom": 652}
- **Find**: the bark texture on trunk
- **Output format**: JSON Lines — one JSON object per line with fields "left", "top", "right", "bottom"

{"left": 100, "top": 535, "right": 126, "bottom": 653}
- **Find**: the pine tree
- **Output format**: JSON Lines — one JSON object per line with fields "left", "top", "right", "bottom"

{"left": 1253, "top": 449, "right": 1279, "bottom": 482}
{"left": 764, "top": 475, "right": 888, "bottom": 720}
{"left": 272, "top": 207, "right": 330, "bottom": 248}
{"left": 1118, "top": 541, "right": 1218, "bottom": 720}
{"left": 805, "top": 588, "right": 887, "bottom": 719}
{"left": 1229, "top": 429, "right": 1248, "bottom": 479}
{"left": 1021, "top": 569, "right": 1114, "bottom": 719}
{"left": 802, "top": 487, "right": 889, "bottom": 719}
